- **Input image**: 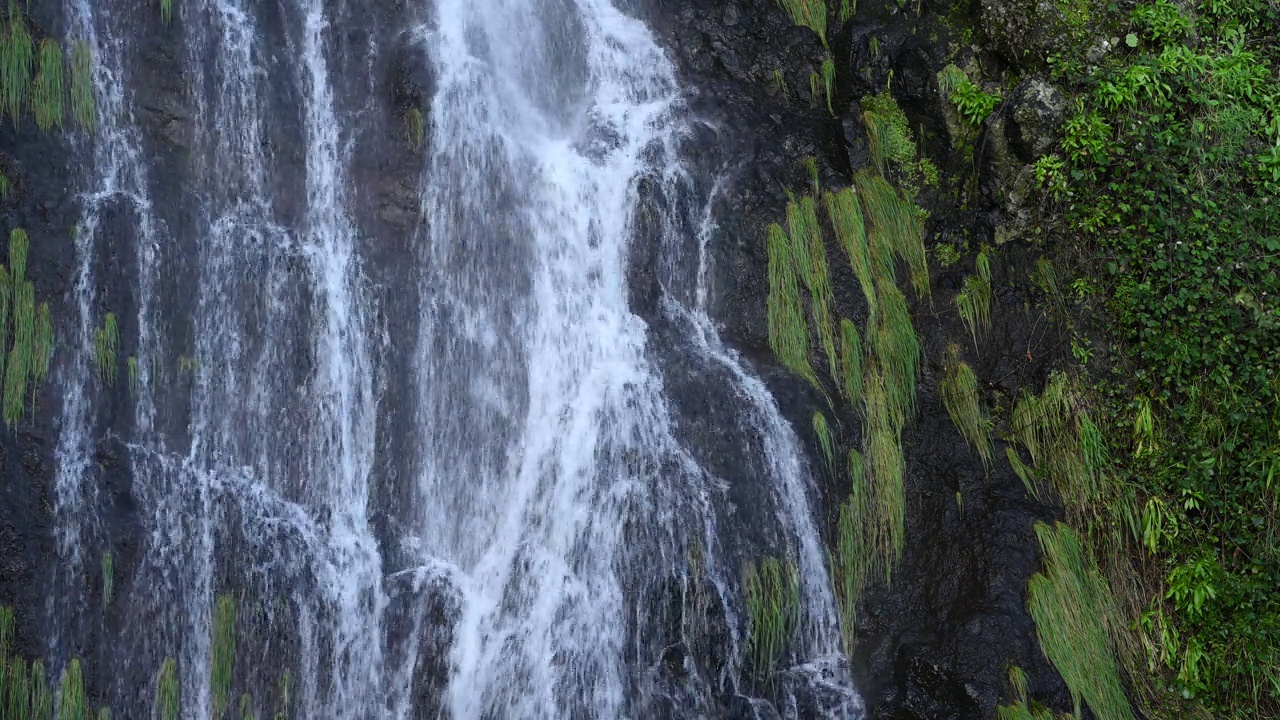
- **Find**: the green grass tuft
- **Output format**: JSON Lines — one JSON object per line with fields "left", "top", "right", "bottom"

{"left": 212, "top": 594, "right": 237, "bottom": 719}
{"left": 789, "top": 196, "right": 840, "bottom": 387}
{"left": 4, "top": 277, "right": 33, "bottom": 425}
{"left": 777, "top": 0, "right": 828, "bottom": 47}
{"left": 58, "top": 658, "right": 86, "bottom": 720}
{"left": 32, "top": 40, "right": 62, "bottom": 131}
{"left": 862, "top": 368, "right": 905, "bottom": 568}
{"left": 856, "top": 171, "right": 929, "bottom": 300}
{"left": 93, "top": 313, "right": 119, "bottom": 386}
{"left": 766, "top": 223, "right": 820, "bottom": 390}
{"left": 813, "top": 411, "right": 835, "bottom": 475}
{"left": 240, "top": 693, "right": 255, "bottom": 720}
{"left": 824, "top": 187, "right": 876, "bottom": 314}
{"left": 127, "top": 356, "right": 139, "bottom": 397}
{"left": 101, "top": 550, "right": 114, "bottom": 608}
{"left": 839, "top": 318, "right": 862, "bottom": 404}
{"left": 839, "top": 0, "right": 855, "bottom": 21}
{"left": 869, "top": 280, "right": 919, "bottom": 433}
{"left": 156, "top": 657, "right": 180, "bottom": 720}
{"left": 821, "top": 58, "right": 836, "bottom": 115}
{"left": 956, "top": 274, "right": 990, "bottom": 345}
{"left": 1027, "top": 521, "right": 1134, "bottom": 720}
{"left": 1009, "top": 373, "right": 1105, "bottom": 512}
{"left": 829, "top": 464, "right": 870, "bottom": 655}
{"left": 159, "top": 0, "right": 175, "bottom": 24}
{"left": 32, "top": 660, "right": 51, "bottom": 719}
{"left": 941, "top": 344, "right": 992, "bottom": 467}
{"left": 744, "top": 556, "right": 801, "bottom": 678}
{"left": 1, "top": 3, "right": 33, "bottom": 127}
{"left": 803, "top": 156, "right": 819, "bottom": 195}
{"left": 405, "top": 108, "right": 424, "bottom": 150}
{"left": 69, "top": 41, "right": 94, "bottom": 132}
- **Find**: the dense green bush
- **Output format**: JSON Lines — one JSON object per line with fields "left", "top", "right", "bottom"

{"left": 1041, "top": 0, "right": 1280, "bottom": 715}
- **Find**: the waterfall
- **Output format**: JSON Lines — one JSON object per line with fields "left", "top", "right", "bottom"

{"left": 50, "top": 0, "right": 864, "bottom": 716}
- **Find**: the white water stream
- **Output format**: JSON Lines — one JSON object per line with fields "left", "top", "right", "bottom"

{"left": 50, "top": 0, "right": 864, "bottom": 716}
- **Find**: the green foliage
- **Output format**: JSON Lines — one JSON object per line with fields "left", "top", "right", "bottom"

{"left": 824, "top": 187, "right": 875, "bottom": 314}
{"left": 101, "top": 551, "right": 114, "bottom": 608}
{"left": 861, "top": 91, "right": 917, "bottom": 178}
{"left": 58, "top": 659, "right": 86, "bottom": 720}
{"left": 211, "top": 594, "right": 236, "bottom": 719}
{"left": 941, "top": 344, "right": 992, "bottom": 467}
{"left": 777, "top": 0, "right": 828, "bottom": 48}
{"left": 934, "top": 243, "right": 960, "bottom": 267}
{"left": 69, "top": 42, "right": 94, "bottom": 131}
{"left": 937, "top": 63, "right": 1001, "bottom": 125}
{"left": 821, "top": 58, "right": 836, "bottom": 115}
{"left": 838, "top": 0, "right": 854, "bottom": 22}
{"left": 156, "top": 657, "right": 180, "bottom": 720}
{"left": 868, "top": 280, "right": 919, "bottom": 433}
{"left": 32, "top": 40, "right": 62, "bottom": 131}
{"left": 813, "top": 411, "right": 835, "bottom": 475}
{"left": 93, "top": 313, "right": 118, "bottom": 386}
{"left": 744, "top": 557, "right": 800, "bottom": 678}
{"left": 239, "top": 693, "right": 255, "bottom": 720}
{"left": 829, "top": 454, "right": 870, "bottom": 654}
{"left": 955, "top": 252, "right": 991, "bottom": 346}
{"left": 159, "top": 0, "right": 174, "bottom": 24}
{"left": 767, "top": 223, "right": 818, "bottom": 389}
{"left": 1043, "top": 5, "right": 1280, "bottom": 713}
{"left": 789, "top": 196, "right": 840, "bottom": 386}
{"left": 1, "top": 2, "right": 33, "bottom": 127}
{"left": 1009, "top": 373, "right": 1104, "bottom": 510}
{"left": 0, "top": 228, "right": 52, "bottom": 426}
{"left": 1028, "top": 522, "right": 1134, "bottom": 720}
{"left": 856, "top": 171, "right": 929, "bottom": 300}
{"left": 405, "top": 108, "right": 423, "bottom": 150}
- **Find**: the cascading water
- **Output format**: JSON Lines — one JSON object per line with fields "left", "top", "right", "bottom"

{"left": 49, "top": 0, "right": 864, "bottom": 716}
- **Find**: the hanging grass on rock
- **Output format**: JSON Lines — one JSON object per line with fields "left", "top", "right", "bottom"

{"left": 1028, "top": 522, "right": 1134, "bottom": 720}
{"left": 824, "top": 187, "right": 876, "bottom": 314}
{"left": 787, "top": 196, "right": 840, "bottom": 388}
{"left": 813, "top": 411, "right": 835, "bottom": 475}
{"left": 32, "top": 40, "right": 62, "bottom": 131}
{"left": 956, "top": 254, "right": 992, "bottom": 346}
{"left": 777, "top": 0, "right": 828, "bottom": 48}
{"left": 744, "top": 556, "right": 800, "bottom": 679}
{"left": 1, "top": 2, "right": 33, "bottom": 126}
{"left": 69, "top": 41, "right": 94, "bottom": 131}
{"left": 156, "top": 657, "right": 180, "bottom": 720}
{"left": 1009, "top": 373, "right": 1105, "bottom": 512}
{"left": 941, "top": 344, "right": 992, "bottom": 467}
{"left": 856, "top": 171, "right": 929, "bottom": 300}
{"left": 212, "top": 594, "right": 237, "bottom": 719}
{"left": 829, "top": 457, "right": 871, "bottom": 654}
{"left": 766, "top": 223, "right": 819, "bottom": 390}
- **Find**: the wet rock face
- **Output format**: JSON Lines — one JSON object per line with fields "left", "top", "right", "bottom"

{"left": 641, "top": 0, "right": 1076, "bottom": 717}
{"left": 985, "top": 79, "right": 1066, "bottom": 244}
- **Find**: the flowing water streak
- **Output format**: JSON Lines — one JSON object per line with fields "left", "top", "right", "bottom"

{"left": 420, "top": 0, "right": 857, "bottom": 715}
{"left": 59, "top": 0, "right": 164, "bottom": 591}
{"left": 294, "top": 0, "right": 387, "bottom": 712}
